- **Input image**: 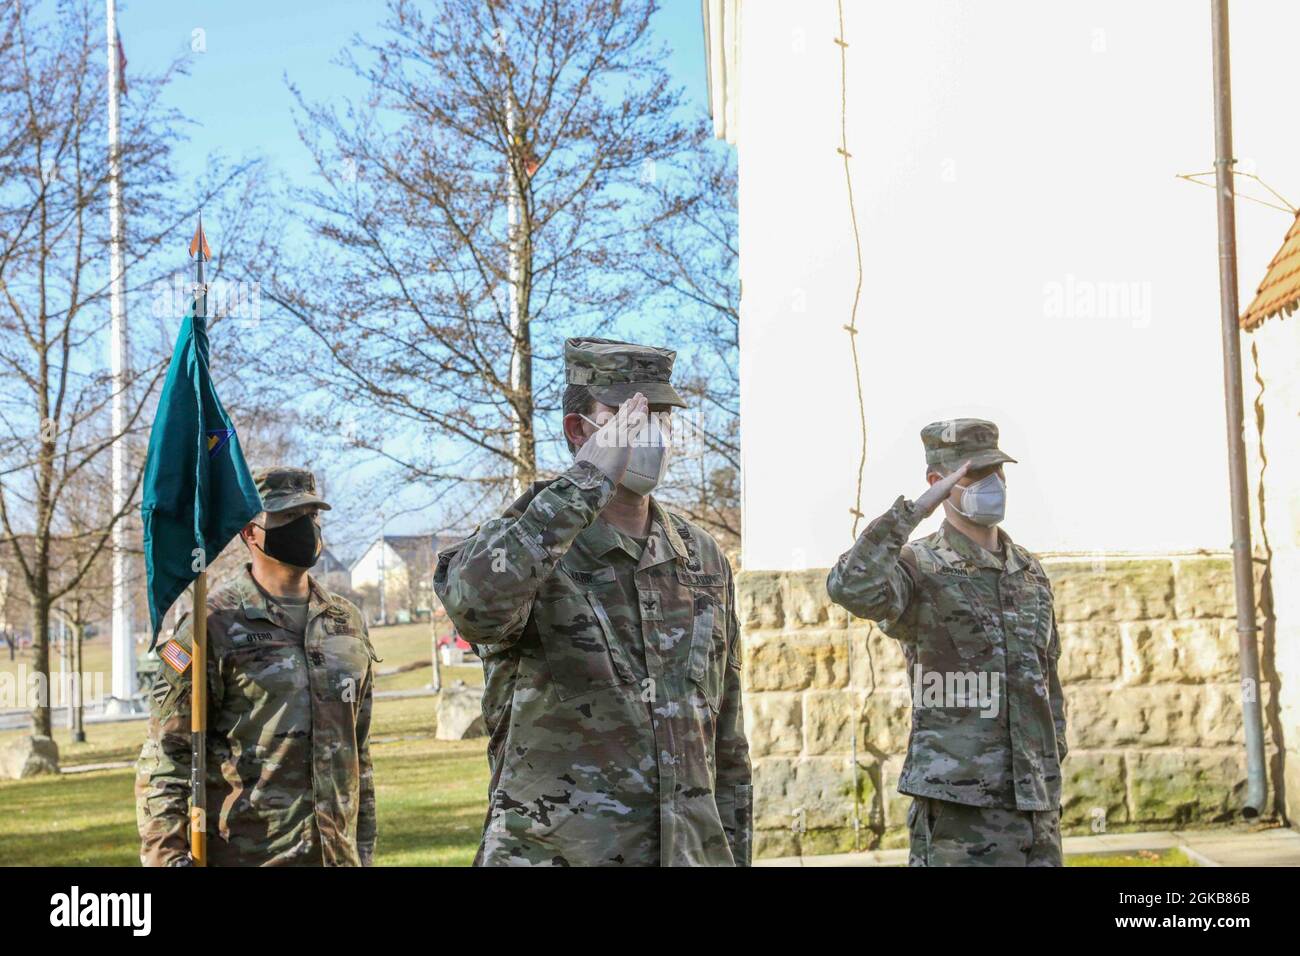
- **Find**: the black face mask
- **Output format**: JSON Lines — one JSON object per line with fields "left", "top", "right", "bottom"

{"left": 254, "top": 514, "right": 322, "bottom": 569}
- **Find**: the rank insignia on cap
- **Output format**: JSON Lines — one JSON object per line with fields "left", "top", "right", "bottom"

{"left": 160, "top": 640, "right": 192, "bottom": 675}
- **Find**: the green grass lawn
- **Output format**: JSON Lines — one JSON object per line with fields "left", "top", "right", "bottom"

{"left": 0, "top": 681, "right": 489, "bottom": 866}
{"left": 367, "top": 621, "right": 482, "bottom": 693}
{"left": 1067, "top": 848, "right": 1194, "bottom": 867}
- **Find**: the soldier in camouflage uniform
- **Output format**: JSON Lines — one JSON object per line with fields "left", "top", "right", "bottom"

{"left": 434, "top": 338, "right": 752, "bottom": 867}
{"left": 136, "top": 467, "right": 379, "bottom": 867}
{"left": 826, "top": 420, "right": 1068, "bottom": 866}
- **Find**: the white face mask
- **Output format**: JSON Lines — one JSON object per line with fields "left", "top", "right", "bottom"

{"left": 948, "top": 473, "right": 1006, "bottom": 527}
{"left": 581, "top": 410, "right": 673, "bottom": 496}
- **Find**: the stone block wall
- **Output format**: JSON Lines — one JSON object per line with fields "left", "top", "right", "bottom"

{"left": 738, "top": 555, "right": 1281, "bottom": 859}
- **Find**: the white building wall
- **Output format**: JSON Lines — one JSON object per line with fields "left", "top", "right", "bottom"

{"left": 1243, "top": 313, "right": 1300, "bottom": 823}
{"left": 731, "top": 0, "right": 1300, "bottom": 570}
{"left": 349, "top": 540, "right": 407, "bottom": 590}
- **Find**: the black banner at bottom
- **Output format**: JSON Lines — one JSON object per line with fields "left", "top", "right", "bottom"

{"left": 1, "top": 862, "right": 1284, "bottom": 941}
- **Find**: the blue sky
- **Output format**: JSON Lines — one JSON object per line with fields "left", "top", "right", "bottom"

{"left": 115, "top": 0, "right": 716, "bottom": 550}
{"left": 119, "top": 0, "right": 711, "bottom": 193}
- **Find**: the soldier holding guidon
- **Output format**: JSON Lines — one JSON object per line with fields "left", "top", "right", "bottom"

{"left": 435, "top": 337, "right": 752, "bottom": 867}
{"left": 136, "top": 466, "right": 378, "bottom": 867}
{"left": 826, "top": 420, "right": 1068, "bottom": 866}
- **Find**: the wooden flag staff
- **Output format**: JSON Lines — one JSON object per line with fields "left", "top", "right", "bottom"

{"left": 189, "top": 215, "right": 212, "bottom": 866}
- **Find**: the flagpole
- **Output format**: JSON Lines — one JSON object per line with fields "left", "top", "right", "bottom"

{"left": 191, "top": 571, "right": 207, "bottom": 865}
{"left": 105, "top": 0, "right": 137, "bottom": 715}
{"left": 1208, "top": 0, "right": 1267, "bottom": 817}
{"left": 189, "top": 216, "right": 210, "bottom": 866}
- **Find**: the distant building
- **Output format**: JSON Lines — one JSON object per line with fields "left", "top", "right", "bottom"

{"left": 310, "top": 547, "right": 352, "bottom": 594}
{"left": 349, "top": 534, "right": 458, "bottom": 625}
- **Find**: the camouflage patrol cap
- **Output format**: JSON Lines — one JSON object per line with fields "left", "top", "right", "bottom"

{"left": 921, "top": 418, "right": 1018, "bottom": 472}
{"left": 252, "top": 466, "right": 331, "bottom": 514}
{"left": 564, "top": 337, "right": 686, "bottom": 408}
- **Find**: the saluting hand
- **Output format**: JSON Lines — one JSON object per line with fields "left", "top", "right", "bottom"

{"left": 913, "top": 460, "right": 971, "bottom": 518}
{"left": 575, "top": 392, "right": 649, "bottom": 485}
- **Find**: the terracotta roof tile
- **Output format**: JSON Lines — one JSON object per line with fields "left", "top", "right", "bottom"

{"left": 1241, "top": 210, "right": 1300, "bottom": 330}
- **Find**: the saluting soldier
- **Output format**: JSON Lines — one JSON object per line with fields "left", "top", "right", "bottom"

{"left": 135, "top": 466, "right": 379, "bottom": 866}
{"left": 826, "top": 420, "right": 1068, "bottom": 866}
{"left": 434, "top": 337, "right": 752, "bottom": 867}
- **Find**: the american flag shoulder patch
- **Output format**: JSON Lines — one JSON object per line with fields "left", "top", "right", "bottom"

{"left": 160, "top": 640, "right": 192, "bottom": 675}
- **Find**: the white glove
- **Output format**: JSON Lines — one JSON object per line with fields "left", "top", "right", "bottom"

{"left": 574, "top": 392, "right": 649, "bottom": 485}
{"left": 913, "top": 460, "right": 971, "bottom": 517}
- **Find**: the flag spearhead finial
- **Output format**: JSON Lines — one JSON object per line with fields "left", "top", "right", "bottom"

{"left": 189, "top": 213, "right": 211, "bottom": 261}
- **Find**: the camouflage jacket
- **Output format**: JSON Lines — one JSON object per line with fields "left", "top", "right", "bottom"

{"left": 826, "top": 497, "right": 1068, "bottom": 811}
{"left": 135, "top": 565, "right": 378, "bottom": 866}
{"left": 434, "top": 461, "right": 752, "bottom": 867}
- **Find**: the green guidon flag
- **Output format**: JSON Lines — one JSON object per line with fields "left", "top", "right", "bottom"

{"left": 142, "top": 302, "right": 262, "bottom": 647}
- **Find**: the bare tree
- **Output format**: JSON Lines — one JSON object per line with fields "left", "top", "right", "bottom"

{"left": 261, "top": 0, "right": 700, "bottom": 519}
{"left": 638, "top": 146, "right": 740, "bottom": 551}
{"left": 0, "top": 0, "right": 254, "bottom": 735}
{"left": 50, "top": 462, "right": 113, "bottom": 742}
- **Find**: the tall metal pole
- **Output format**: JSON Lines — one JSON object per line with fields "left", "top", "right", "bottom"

{"left": 59, "top": 614, "right": 70, "bottom": 730}
{"left": 106, "top": 0, "right": 136, "bottom": 713}
{"left": 72, "top": 618, "right": 85, "bottom": 743}
{"left": 1209, "top": 0, "right": 1267, "bottom": 817}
